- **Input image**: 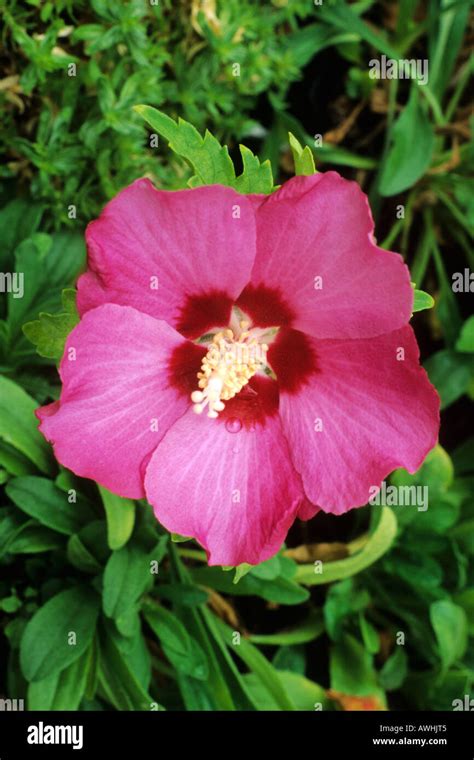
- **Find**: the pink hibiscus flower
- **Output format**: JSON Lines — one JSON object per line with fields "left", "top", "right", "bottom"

{"left": 37, "top": 172, "right": 439, "bottom": 566}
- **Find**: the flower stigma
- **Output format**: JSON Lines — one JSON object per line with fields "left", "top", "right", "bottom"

{"left": 191, "top": 318, "right": 275, "bottom": 418}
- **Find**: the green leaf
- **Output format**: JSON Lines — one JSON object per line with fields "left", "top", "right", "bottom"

{"left": 330, "top": 633, "right": 385, "bottom": 703}
{"left": 0, "top": 199, "right": 43, "bottom": 266}
{"left": 69, "top": 520, "right": 110, "bottom": 568}
{"left": 249, "top": 555, "right": 282, "bottom": 580}
{"left": 273, "top": 645, "right": 306, "bottom": 675}
{"left": 233, "top": 145, "right": 274, "bottom": 193}
{"left": 103, "top": 543, "right": 153, "bottom": 622}
{"left": 424, "top": 350, "right": 474, "bottom": 409}
{"left": 107, "top": 620, "right": 151, "bottom": 690}
{"left": 27, "top": 646, "right": 91, "bottom": 710}
{"left": 378, "top": 647, "right": 408, "bottom": 691}
{"left": 379, "top": 87, "right": 435, "bottom": 196}
{"left": 98, "top": 485, "right": 136, "bottom": 550}
{"left": 430, "top": 599, "right": 468, "bottom": 671}
{"left": 171, "top": 533, "right": 192, "bottom": 543}
{"left": 359, "top": 614, "right": 380, "bottom": 655}
{"left": 428, "top": 0, "right": 470, "bottom": 99}
{"left": 295, "top": 506, "right": 397, "bottom": 585}
{"left": 283, "top": 24, "right": 344, "bottom": 67}
{"left": 289, "top": 132, "right": 316, "bottom": 176}
{"left": 432, "top": 239, "right": 463, "bottom": 345}
{"left": 134, "top": 105, "right": 235, "bottom": 186}
{"left": 157, "top": 583, "right": 208, "bottom": 607}
{"left": 6, "top": 476, "right": 93, "bottom": 535}
{"left": 133, "top": 105, "right": 273, "bottom": 193}
{"left": 324, "top": 579, "right": 370, "bottom": 640}
{"left": 169, "top": 545, "right": 255, "bottom": 710}
{"left": 143, "top": 601, "right": 209, "bottom": 680}
{"left": 391, "top": 445, "right": 454, "bottom": 502}
{"left": 452, "top": 437, "right": 474, "bottom": 475}
{"left": 456, "top": 316, "right": 474, "bottom": 353}
{"left": 384, "top": 549, "right": 444, "bottom": 590}
{"left": 0, "top": 376, "right": 53, "bottom": 474}
{"left": 244, "top": 670, "right": 330, "bottom": 711}
{"left": 213, "top": 616, "right": 295, "bottom": 711}
{"left": 6, "top": 521, "right": 64, "bottom": 554}
{"left": 23, "top": 288, "right": 79, "bottom": 361}
{"left": 412, "top": 288, "right": 435, "bottom": 313}
{"left": 67, "top": 533, "right": 103, "bottom": 575}
{"left": 9, "top": 236, "right": 82, "bottom": 345}
{"left": 0, "top": 441, "right": 37, "bottom": 476}
{"left": 97, "top": 624, "right": 157, "bottom": 711}
{"left": 20, "top": 586, "right": 100, "bottom": 682}
{"left": 248, "top": 612, "right": 324, "bottom": 647}
{"left": 454, "top": 589, "right": 474, "bottom": 636}
{"left": 319, "top": 1, "right": 400, "bottom": 59}
{"left": 192, "top": 565, "right": 309, "bottom": 605}
{"left": 232, "top": 563, "right": 253, "bottom": 583}
{"left": 1, "top": 595, "right": 22, "bottom": 613}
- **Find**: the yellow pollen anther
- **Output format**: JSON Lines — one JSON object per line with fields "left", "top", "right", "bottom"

{"left": 190, "top": 328, "right": 267, "bottom": 418}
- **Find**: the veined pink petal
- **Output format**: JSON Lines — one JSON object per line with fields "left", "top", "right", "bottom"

{"left": 277, "top": 326, "right": 440, "bottom": 514}
{"left": 36, "top": 303, "right": 194, "bottom": 498}
{"left": 144, "top": 378, "right": 305, "bottom": 566}
{"left": 246, "top": 171, "right": 413, "bottom": 339}
{"left": 77, "top": 179, "right": 257, "bottom": 338}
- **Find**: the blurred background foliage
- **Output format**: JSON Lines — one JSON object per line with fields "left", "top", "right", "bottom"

{"left": 0, "top": 0, "right": 473, "bottom": 711}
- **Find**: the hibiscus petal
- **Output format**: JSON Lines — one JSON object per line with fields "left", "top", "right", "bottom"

{"left": 37, "top": 304, "right": 193, "bottom": 498}
{"left": 78, "top": 179, "right": 256, "bottom": 338}
{"left": 144, "top": 381, "right": 305, "bottom": 566}
{"left": 277, "top": 326, "right": 440, "bottom": 514}
{"left": 248, "top": 172, "right": 413, "bottom": 339}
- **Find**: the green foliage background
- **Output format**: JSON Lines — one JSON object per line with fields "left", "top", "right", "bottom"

{"left": 0, "top": 0, "right": 473, "bottom": 711}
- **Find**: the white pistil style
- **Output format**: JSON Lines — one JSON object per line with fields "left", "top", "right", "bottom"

{"left": 191, "top": 320, "right": 270, "bottom": 419}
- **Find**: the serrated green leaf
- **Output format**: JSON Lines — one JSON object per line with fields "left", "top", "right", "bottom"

{"left": 22, "top": 288, "right": 79, "bottom": 361}
{"left": 233, "top": 145, "right": 273, "bottom": 193}
{"left": 134, "top": 105, "right": 235, "bottom": 186}
{"left": 134, "top": 105, "right": 273, "bottom": 193}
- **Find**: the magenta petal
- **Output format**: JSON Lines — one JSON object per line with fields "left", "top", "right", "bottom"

{"left": 37, "top": 304, "right": 192, "bottom": 498}
{"left": 298, "top": 498, "right": 320, "bottom": 521}
{"left": 278, "top": 326, "right": 440, "bottom": 514}
{"left": 251, "top": 172, "right": 413, "bottom": 339}
{"left": 77, "top": 179, "right": 256, "bottom": 331}
{"left": 144, "top": 408, "right": 305, "bottom": 566}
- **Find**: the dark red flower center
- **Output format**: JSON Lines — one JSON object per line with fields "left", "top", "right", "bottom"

{"left": 168, "top": 286, "right": 318, "bottom": 429}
